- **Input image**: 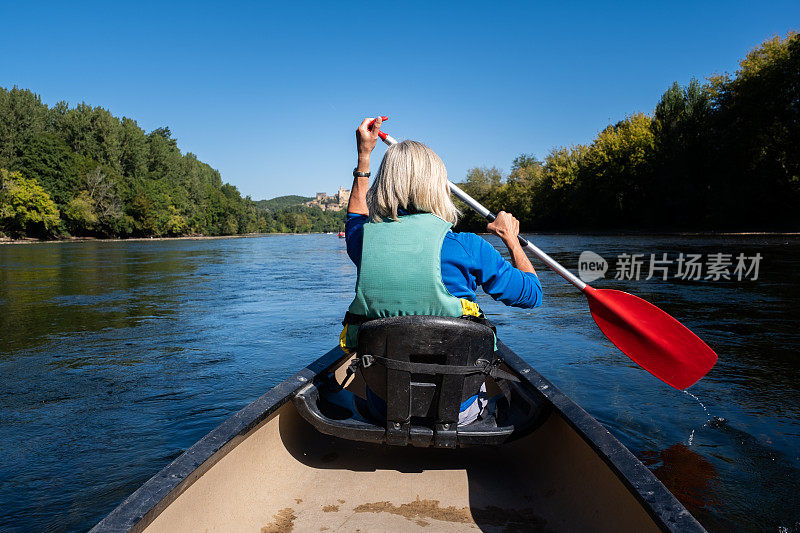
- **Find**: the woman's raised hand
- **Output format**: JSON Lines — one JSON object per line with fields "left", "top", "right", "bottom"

{"left": 350, "top": 117, "right": 383, "bottom": 215}
{"left": 356, "top": 117, "right": 382, "bottom": 159}
{"left": 487, "top": 211, "right": 520, "bottom": 243}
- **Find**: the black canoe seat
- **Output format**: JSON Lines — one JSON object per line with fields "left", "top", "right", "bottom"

{"left": 294, "top": 316, "right": 544, "bottom": 448}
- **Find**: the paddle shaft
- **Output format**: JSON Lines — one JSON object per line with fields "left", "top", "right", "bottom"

{"left": 380, "top": 135, "right": 587, "bottom": 291}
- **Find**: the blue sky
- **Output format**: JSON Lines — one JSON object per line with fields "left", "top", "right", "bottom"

{"left": 1, "top": 1, "right": 798, "bottom": 200}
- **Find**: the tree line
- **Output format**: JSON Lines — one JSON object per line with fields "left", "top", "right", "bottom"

{"left": 455, "top": 31, "right": 799, "bottom": 232}
{"left": 0, "top": 91, "right": 344, "bottom": 239}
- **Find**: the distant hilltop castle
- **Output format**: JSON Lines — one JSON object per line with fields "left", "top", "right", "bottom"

{"left": 304, "top": 187, "right": 351, "bottom": 211}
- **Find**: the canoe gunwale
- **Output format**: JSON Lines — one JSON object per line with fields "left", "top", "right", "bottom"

{"left": 90, "top": 346, "right": 351, "bottom": 533}
{"left": 496, "top": 341, "right": 705, "bottom": 533}
{"left": 92, "top": 342, "right": 706, "bottom": 533}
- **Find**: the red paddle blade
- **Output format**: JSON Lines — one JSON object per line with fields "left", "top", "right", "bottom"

{"left": 585, "top": 287, "right": 717, "bottom": 390}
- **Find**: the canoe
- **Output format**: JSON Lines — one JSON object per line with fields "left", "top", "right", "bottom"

{"left": 92, "top": 339, "right": 705, "bottom": 532}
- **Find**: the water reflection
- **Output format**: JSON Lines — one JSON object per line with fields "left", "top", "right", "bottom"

{"left": 681, "top": 417, "right": 800, "bottom": 531}
{"left": 640, "top": 444, "right": 720, "bottom": 515}
{"left": 0, "top": 243, "right": 201, "bottom": 355}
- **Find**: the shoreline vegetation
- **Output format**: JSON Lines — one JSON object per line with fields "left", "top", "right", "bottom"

{"left": 0, "top": 233, "right": 283, "bottom": 245}
{"left": 1, "top": 32, "right": 797, "bottom": 242}
{"left": 3, "top": 230, "right": 799, "bottom": 246}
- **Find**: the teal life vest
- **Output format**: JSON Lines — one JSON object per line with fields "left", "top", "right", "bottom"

{"left": 341, "top": 213, "right": 483, "bottom": 351}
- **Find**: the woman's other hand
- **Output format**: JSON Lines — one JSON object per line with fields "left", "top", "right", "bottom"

{"left": 487, "top": 211, "right": 535, "bottom": 274}
{"left": 356, "top": 116, "right": 382, "bottom": 161}
{"left": 487, "top": 211, "right": 520, "bottom": 243}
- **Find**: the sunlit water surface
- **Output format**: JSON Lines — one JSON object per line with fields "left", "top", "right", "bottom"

{"left": 1, "top": 234, "right": 798, "bottom": 532}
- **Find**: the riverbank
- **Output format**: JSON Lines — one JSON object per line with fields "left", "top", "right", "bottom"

{"left": 0, "top": 233, "right": 297, "bottom": 245}
{"left": 2, "top": 230, "right": 799, "bottom": 246}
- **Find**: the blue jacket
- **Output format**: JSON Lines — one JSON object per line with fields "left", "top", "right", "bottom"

{"left": 346, "top": 213, "right": 542, "bottom": 309}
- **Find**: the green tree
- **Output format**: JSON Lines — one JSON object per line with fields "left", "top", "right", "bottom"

{"left": 0, "top": 87, "right": 49, "bottom": 169}
{"left": 119, "top": 117, "right": 148, "bottom": 180}
{"left": 500, "top": 155, "right": 544, "bottom": 227}
{"left": 707, "top": 31, "right": 800, "bottom": 228}
{"left": 0, "top": 169, "right": 61, "bottom": 238}
{"left": 650, "top": 79, "right": 713, "bottom": 228}
{"left": 454, "top": 166, "right": 504, "bottom": 231}
{"left": 63, "top": 190, "right": 99, "bottom": 233}
{"left": 577, "top": 113, "right": 656, "bottom": 227}
{"left": 147, "top": 127, "right": 180, "bottom": 181}
{"left": 17, "top": 132, "right": 83, "bottom": 206}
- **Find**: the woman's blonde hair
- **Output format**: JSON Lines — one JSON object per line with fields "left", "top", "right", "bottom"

{"left": 366, "top": 140, "right": 459, "bottom": 224}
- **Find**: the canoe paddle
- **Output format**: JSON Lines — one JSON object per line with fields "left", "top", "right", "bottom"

{"left": 371, "top": 118, "right": 717, "bottom": 390}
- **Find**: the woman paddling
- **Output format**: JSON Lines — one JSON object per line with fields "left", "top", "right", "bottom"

{"left": 341, "top": 116, "right": 543, "bottom": 425}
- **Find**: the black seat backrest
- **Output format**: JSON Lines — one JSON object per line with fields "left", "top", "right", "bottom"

{"left": 357, "top": 315, "right": 495, "bottom": 446}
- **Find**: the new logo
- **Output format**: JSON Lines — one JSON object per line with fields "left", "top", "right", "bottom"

{"left": 578, "top": 251, "right": 608, "bottom": 283}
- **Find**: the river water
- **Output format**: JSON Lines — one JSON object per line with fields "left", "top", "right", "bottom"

{"left": 0, "top": 234, "right": 798, "bottom": 532}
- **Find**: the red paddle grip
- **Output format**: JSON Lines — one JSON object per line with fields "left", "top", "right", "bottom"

{"left": 367, "top": 116, "right": 389, "bottom": 141}
{"left": 368, "top": 116, "right": 388, "bottom": 129}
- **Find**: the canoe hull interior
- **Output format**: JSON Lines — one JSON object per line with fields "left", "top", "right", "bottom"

{"left": 93, "top": 346, "right": 704, "bottom": 533}
{"left": 142, "top": 401, "right": 657, "bottom": 532}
